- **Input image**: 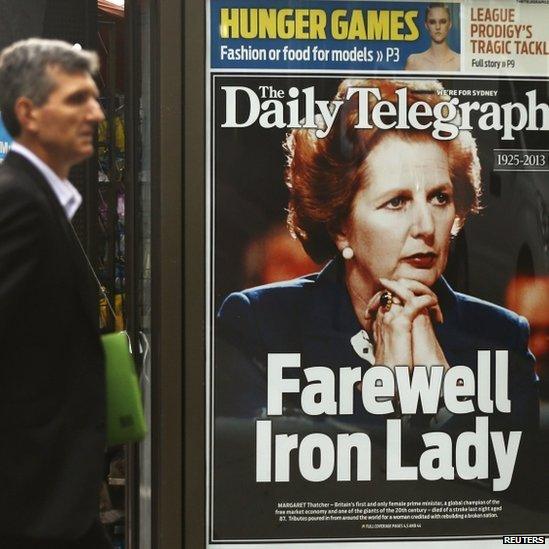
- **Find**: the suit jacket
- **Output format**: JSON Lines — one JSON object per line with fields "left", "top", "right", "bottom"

{"left": 0, "top": 152, "right": 106, "bottom": 540}
{"left": 216, "top": 258, "right": 539, "bottom": 431}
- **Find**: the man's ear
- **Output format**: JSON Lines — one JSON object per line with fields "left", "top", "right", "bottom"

{"left": 14, "top": 97, "right": 38, "bottom": 134}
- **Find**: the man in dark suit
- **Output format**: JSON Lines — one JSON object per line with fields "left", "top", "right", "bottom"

{"left": 0, "top": 39, "right": 112, "bottom": 548}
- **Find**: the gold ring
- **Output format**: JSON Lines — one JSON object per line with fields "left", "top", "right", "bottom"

{"left": 380, "top": 291, "right": 393, "bottom": 312}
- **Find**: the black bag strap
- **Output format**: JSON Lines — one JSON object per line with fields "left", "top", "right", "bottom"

{"left": 69, "top": 221, "right": 117, "bottom": 319}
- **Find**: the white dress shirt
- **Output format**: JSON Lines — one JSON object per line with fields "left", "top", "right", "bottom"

{"left": 11, "top": 141, "right": 83, "bottom": 220}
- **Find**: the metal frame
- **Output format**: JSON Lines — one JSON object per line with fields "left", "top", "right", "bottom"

{"left": 150, "top": 0, "right": 183, "bottom": 547}
{"left": 183, "top": 0, "right": 206, "bottom": 547}
{"left": 124, "top": 1, "right": 140, "bottom": 546}
{"left": 124, "top": 0, "right": 187, "bottom": 546}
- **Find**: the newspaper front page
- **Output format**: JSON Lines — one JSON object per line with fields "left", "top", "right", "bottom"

{"left": 206, "top": 1, "right": 549, "bottom": 547}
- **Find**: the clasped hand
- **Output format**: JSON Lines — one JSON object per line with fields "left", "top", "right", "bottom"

{"left": 365, "top": 278, "right": 449, "bottom": 371}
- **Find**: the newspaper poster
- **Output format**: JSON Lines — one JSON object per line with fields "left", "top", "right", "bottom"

{"left": 206, "top": 1, "right": 549, "bottom": 547}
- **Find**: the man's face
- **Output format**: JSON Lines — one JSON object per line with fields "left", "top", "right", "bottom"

{"left": 29, "top": 66, "right": 104, "bottom": 168}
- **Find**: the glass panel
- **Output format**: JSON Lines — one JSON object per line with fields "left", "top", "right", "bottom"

{"left": 136, "top": 1, "right": 152, "bottom": 547}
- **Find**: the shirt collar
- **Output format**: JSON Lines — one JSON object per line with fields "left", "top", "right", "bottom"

{"left": 11, "top": 142, "right": 82, "bottom": 220}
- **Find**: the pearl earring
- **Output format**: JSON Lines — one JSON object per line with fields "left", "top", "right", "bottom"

{"left": 342, "top": 246, "right": 354, "bottom": 260}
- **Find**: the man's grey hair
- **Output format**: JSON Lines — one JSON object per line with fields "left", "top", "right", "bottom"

{"left": 0, "top": 38, "right": 99, "bottom": 137}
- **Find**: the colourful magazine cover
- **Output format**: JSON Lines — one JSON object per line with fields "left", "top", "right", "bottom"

{"left": 206, "top": 1, "right": 549, "bottom": 546}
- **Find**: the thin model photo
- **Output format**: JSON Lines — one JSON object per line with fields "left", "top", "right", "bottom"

{"left": 405, "top": 3, "right": 461, "bottom": 72}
